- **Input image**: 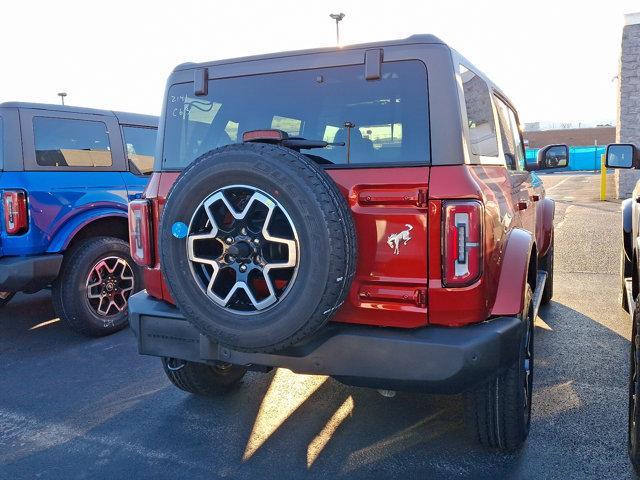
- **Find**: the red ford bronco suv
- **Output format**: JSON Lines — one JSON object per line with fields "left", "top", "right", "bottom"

{"left": 128, "top": 35, "right": 560, "bottom": 450}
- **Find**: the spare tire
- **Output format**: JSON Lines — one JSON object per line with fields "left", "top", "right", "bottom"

{"left": 160, "top": 143, "right": 357, "bottom": 353}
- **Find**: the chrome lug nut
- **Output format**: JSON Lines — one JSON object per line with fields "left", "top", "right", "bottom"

{"left": 253, "top": 238, "right": 260, "bottom": 244}
{"left": 239, "top": 264, "right": 247, "bottom": 273}
{"left": 225, "top": 237, "right": 233, "bottom": 244}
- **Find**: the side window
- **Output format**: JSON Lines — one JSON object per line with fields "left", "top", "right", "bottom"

{"left": 122, "top": 126, "right": 157, "bottom": 175}
{"left": 460, "top": 65, "right": 498, "bottom": 157}
{"left": 508, "top": 109, "right": 526, "bottom": 170}
{"left": 33, "top": 117, "right": 112, "bottom": 168}
{"left": 494, "top": 96, "right": 526, "bottom": 171}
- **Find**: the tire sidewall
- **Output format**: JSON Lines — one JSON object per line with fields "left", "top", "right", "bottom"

{"left": 519, "top": 285, "right": 534, "bottom": 433}
{"left": 629, "top": 302, "right": 640, "bottom": 470}
{"left": 160, "top": 146, "right": 349, "bottom": 350}
{"left": 58, "top": 238, "right": 140, "bottom": 334}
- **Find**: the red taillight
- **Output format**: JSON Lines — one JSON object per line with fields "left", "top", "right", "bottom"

{"left": 128, "top": 199, "right": 153, "bottom": 267}
{"left": 2, "top": 190, "right": 28, "bottom": 235}
{"left": 443, "top": 200, "right": 483, "bottom": 287}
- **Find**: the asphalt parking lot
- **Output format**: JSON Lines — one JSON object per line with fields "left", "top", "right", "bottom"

{"left": 0, "top": 171, "right": 634, "bottom": 479}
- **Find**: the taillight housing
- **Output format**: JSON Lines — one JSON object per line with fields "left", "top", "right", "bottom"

{"left": 2, "top": 190, "right": 28, "bottom": 235}
{"left": 128, "top": 199, "right": 153, "bottom": 267}
{"left": 443, "top": 200, "right": 483, "bottom": 287}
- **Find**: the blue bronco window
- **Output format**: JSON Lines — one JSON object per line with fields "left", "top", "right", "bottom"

{"left": 162, "top": 61, "right": 429, "bottom": 169}
{"left": 33, "top": 117, "right": 112, "bottom": 168}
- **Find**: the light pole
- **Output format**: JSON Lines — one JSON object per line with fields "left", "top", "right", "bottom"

{"left": 329, "top": 13, "right": 345, "bottom": 46}
{"left": 57, "top": 92, "right": 67, "bottom": 106}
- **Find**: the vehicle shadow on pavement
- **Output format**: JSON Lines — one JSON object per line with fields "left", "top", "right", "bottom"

{"left": 0, "top": 292, "right": 87, "bottom": 356}
{"left": 0, "top": 295, "right": 636, "bottom": 479}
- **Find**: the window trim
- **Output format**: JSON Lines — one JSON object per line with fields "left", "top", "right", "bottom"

{"left": 160, "top": 59, "right": 431, "bottom": 170}
{"left": 20, "top": 109, "right": 126, "bottom": 172}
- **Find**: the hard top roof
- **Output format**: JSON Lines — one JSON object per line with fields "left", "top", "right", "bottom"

{"left": 173, "top": 34, "right": 446, "bottom": 72}
{"left": 0, "top": 102, "right": 158, "bottom": 127}
{"left": 170, "top": 34, "right": 513, "bottom": 108}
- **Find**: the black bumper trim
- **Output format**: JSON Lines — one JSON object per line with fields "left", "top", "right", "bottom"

{"left": 129, "top": 291, "right": 523, "bottom": 394}
{"left": 0, "top": 254, "right": 63, "bottom": 292}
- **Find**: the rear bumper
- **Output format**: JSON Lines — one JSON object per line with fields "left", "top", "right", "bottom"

{"left": 129, "top": 291, "right": 524, "bottom": 394}
{"left": 0, "top": 254, "right": 63, "bottom": 292}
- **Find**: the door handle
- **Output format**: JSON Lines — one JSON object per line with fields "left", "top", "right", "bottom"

{"left": 517, "top": 201, "right": 528, "bottom": 211}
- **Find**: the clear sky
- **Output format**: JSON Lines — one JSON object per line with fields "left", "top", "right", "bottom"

{"left": 0, "top": 0, "right": 636, "bottom": 125}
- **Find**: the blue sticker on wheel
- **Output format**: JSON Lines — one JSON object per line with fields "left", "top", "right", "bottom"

{"left": 172, "top": 222, "right": 188, "bottom": 239}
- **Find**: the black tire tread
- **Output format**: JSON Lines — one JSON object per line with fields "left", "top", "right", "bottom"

{"left": 52, "top": 236, "right": 137, "bottom": 337}
{"left": 465, "top": 285, "right": 533, "bottom": 451}
{"left": 629, "top": 300, "right": 640, "bottom": 473}
{"left": 161, "top": 358, "right": 246, "bottom": 396}
{"left": 540, "top": 236, "right": 554, "bottom": 305}
{"left": 160, "top": 143, "right": 357, "bottom": 353}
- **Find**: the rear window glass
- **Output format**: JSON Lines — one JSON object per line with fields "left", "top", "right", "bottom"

{"left": 162, "top": 60, "right": 429, "bottom": 169}
{"left": 33, "top": 117, "right": 112, "bottom": 168}
{"left": 123, "top": 125, "right": 156, "bottom": 175}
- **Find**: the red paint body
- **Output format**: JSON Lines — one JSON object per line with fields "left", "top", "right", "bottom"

{"left": 140, "top": 162, "right": 551, "bottom": 328}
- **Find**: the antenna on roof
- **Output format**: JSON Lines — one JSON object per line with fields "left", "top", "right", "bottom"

{"left": 57, "top": 92, "right": 67, "bottom": 106}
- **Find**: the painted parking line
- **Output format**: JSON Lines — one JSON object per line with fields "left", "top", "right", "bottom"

{"left": 545, "top": 175, "right": 575, "bottom": 191}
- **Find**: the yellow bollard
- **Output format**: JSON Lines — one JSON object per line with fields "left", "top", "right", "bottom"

{"left": 600, "top": 153, "right": 607, "bottom": 201}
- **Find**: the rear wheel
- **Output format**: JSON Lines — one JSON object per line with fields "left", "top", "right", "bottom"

{"left": 622, "top": 248, "right": 633, "bottom": 313}
{"left": 629, "top": 301, "right": 640, "bottom": 473}
{"left": 161, "top": 357, "right": 247, "bottom": 396}
{"left": 465, "top": 284, "right": 534, "bottom": 451}
{"left": 0, "top": 291, "right": 14, "bottom": 308}
{"left": 540, "top": 235, "right": 554, "bottom": 305}
{"left": 52, "top": 237, "right": 140, "bottom": 337}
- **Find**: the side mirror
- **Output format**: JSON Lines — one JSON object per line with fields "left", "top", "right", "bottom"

{"left": 605, "top": 143, "right": 637, "bottom": 169}
{"left": 536, "top": 144, "right": 569, "bottom": 170}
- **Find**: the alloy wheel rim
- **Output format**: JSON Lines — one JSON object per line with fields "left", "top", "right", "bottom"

{"left": 85, "top": 256, "right": 135, "bottom": 316}
{"left": 186, "top": 185, "right": 299, "bottom": 314}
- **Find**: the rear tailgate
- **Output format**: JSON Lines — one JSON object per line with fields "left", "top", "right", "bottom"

{"left": 327, "top": 166, "right": 429, "bottom": 328}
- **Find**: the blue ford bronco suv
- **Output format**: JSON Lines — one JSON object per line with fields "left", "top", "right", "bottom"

{"left": 0, "top": 102, "right": 157, "bottom": 336}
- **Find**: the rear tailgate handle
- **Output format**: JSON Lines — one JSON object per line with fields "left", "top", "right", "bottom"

{"left": 358, "top": 187, "right": 428, "bottom": 208}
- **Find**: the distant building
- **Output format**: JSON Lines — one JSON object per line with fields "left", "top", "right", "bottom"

{"left": 616, "top": 13, "right": 640, "bottom": 198}
{"left": 523, "top": 126, "right": 615, "bottom": 149}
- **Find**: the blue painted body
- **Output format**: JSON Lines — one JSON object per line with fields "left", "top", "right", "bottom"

{"left": 0, "top": 171, "right": 147, "bottom": 257}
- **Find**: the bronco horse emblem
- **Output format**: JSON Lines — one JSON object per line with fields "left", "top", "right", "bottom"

{"left": 387, "top": 224, "right": 413, "bottom": 255}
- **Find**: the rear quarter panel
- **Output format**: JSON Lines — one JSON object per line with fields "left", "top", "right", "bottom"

{"left": 0, "top": 171, "right": 129, "bottom": 255}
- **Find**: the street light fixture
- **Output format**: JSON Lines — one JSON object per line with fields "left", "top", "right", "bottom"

{"left": 57, "top": 92, "right": 67, "bottom": 106}
{"left": 329, "top": 13, "right": 345, "bottom": 46}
